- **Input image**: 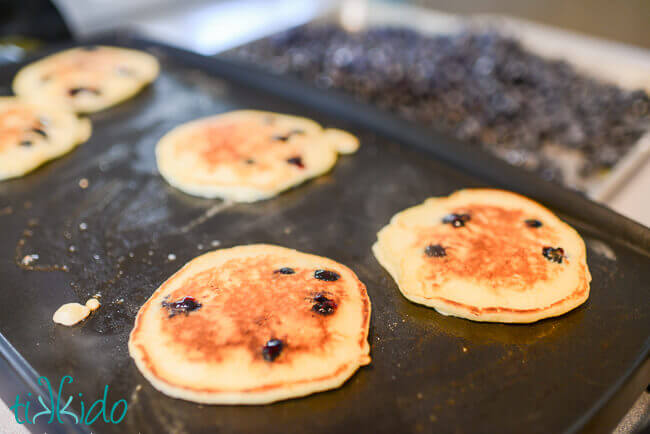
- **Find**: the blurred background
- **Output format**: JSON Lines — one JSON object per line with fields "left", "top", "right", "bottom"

{"left": 2, "top": 0, "right": 650, "bottom": 51}
{"left": 0, "top": 1, "right": 648, "bottom": 433}
{"left": 5, "top": 0, "right": 647, "bottom": 223}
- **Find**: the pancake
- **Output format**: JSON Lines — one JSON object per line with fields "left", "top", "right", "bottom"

{"left": 0, "top": 97, "right": 91, "bottom": 181}
{"left": 129, "top": 244, "right": 371, "bottom": 404}
{"left": 155, "top": 110, "right": 359, "bottom": 202}
{"left": 373, "top": 189, "right": 591, "bottom": 323}
{"left": 13, "top": 46, "right": 159, "bottom": 113}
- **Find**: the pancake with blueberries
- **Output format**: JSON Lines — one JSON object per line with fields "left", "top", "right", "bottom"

{"left": 129, "top": 244, "right": 371, "bottom": 404}
{"left": 13, "top": 46, "right": 159, "bottom": 113}
{"left": 155, "top": 110, "right": 359, "bottom": 202}
{"left": 373, "top": 189, "right": 591, "bottom": 323}
{"left": 0, "top": 97, "right": 91, "bottom": 180}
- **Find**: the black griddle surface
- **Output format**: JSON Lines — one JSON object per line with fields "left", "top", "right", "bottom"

{"left": 0, "top": 35, "right": 648, "bottom": 434}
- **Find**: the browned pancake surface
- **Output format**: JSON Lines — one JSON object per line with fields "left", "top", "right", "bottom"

{"left": 129, "top": 245, "right": 371, "bottom": 403}
{"left": 373, "top": 189, "right": 591, "bottom": 323}
{"left": 0, "top": 105, "right": 40, "bottom": 151}
{"left": 188, "top": 119, "right": 305, "bottom": 171}
{"left": 160, "top": 256, "right": 355, "bottom": 364}
{"left": 414, "top": 204, "right": 562, "bottom": 292}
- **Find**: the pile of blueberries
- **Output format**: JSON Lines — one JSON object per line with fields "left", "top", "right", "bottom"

{"left": 229, "top": 25, "right": 650, "bottom": 189}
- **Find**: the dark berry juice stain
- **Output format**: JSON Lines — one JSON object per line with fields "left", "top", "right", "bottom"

{"left": 19, "top": 140, "right": 32, "bottom": 147}
{"left": 272, "top": 129, "right": 304, "bottom": 141}
{"left": 442, "top": 213, "right": 471, "bottom": 227}
{"left": 425, "top": 244, "right": 446, "bottom": 257}
{"left": 312, "top": 293, "right": 337, "bottom": 315}
{"left": 272, "top": 134, "right": 290, "bottom": 142}
{"left": 542, "top": 247, "right": 565, "bottom": 263}
{"left": 274, "top": 267, "right": 295, "bottom": 274}
{"left": 68, "top": 87, "right": 101, "bottom": 97}
{"left": 286, "top": 156, "right": 305, "bottom": 168}
{"left": 161, "top": 296, "right": 202, "bottom": 317}
{"left": 525, "top": 219, "right": 543, "bottom": 228}
{"left": 262, "top": 338, "right": 283, "bottom": 362}
{"left": 245, "top": 158, "right": 255, "bottom": 165}
{"left": 314, "top": 269, "right": 340, "bottom": 281}
{"left": 30, "top": 128, "right": 48, "bottom": 138}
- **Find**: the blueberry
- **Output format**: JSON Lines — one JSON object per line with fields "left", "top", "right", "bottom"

{"left": 162, "top": 296, "right": 202, "bottom": 317}
{"left": 30, "top": 128, "right": 48, "bottom": 138}
{"left": 68, "top": 87, "right": 100, "bottom": 97}
{"left": 262, "top": 339, "right": 283, "bottom": 361}
{"left": 525, "top": 219, "right": 543, "bottom": 228}
{"left": 314, "top": 269, "right": 340, "bottom": 281}
{"left": 442, "top": 213, "right": 470, "bottom": 227}
{"left": 274, "top": 267, "right": 295, "bottom": 274}
{"left": 542, "top": 247, "right": 564, "bottom": 263}
{"left": 273, "top": 130, "right": 304, "bottom": 141}
{"left": 287, "top": 156, "right": 305, "bottom": 168}
{"left": 425, "top": 244, "right": 446, "bottom": 257}
{"left": 312, "top": 293, "right": 337, "bottom": 315}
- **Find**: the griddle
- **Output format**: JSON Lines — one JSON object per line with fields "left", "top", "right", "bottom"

{"left": 0, "top": 33, "right": 648, "bottom": 434}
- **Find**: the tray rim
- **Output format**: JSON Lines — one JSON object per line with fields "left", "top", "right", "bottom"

{"left": 0, "top": 32, "right": 648, "bottom": 434}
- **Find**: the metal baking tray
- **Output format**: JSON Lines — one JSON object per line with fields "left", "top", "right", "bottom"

{"left": 0, "top": 33, "right": 648, "bottom": 434}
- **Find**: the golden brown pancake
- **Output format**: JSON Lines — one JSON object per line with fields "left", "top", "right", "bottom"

{"left": 129, "top": 244, "right": 371, "bottom": 404}
{"left": 373, "top": 189, "right": 591, "bottom": 323}
{"left": 155, "top": 110, "right": 359, "bottom": 202}
{"left": 0, "top": 97, "right": 91, "bottom": 180}
{"left": 13, "top": 46, "right": 159, "bottom": 113}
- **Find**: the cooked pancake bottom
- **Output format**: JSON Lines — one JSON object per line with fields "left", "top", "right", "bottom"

{"left": 13, "top": 46, "right": 159, "bottom": 113}
{"left": 0, "top": 97, "right": 91, "bottom": 180}
{"left": 160, "top": 256, "right": 346, "bottom": 364}
{"left": 413, "top": 204, "right": 562, "bottom": 292}
{"left": 129, "top": 245, "right": 371, "bottom": 404}
{"left": 155, "top": 110, "right": 359, "bottom": 202}
{"left": 373, "top": 189, "right": 591, "bottom": 323}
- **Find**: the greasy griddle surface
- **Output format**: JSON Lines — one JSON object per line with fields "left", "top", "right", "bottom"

{"left": 0, "top": 38, "right": 648, "bottom": 434}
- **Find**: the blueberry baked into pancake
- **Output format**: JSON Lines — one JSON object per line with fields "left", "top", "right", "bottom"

{"left": 373, "top": 189, "right": 591, "bottom": 323}
{"left": 129, "top": 244, "right": 371, "bottom": 404}
{"left": 0, "top": 97, "right": 91, "bottom": 180}
{"left": 13, "top": 46, "right": 159, "bottom": 113}
{"left": 155, "top": 110, "right": 359, "bottom": 202}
